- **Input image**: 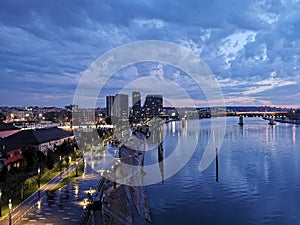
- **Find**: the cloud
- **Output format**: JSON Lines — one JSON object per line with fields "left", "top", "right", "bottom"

{"left": 0, "top": 0, "right": 300, "bottom": 106}
{"left": 243, "top": 77, "right": 297, "bottom": 95}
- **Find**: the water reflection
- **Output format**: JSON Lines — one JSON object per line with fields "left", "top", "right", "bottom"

{"left": 147, "top": 118, "right": 300, "bottom": 225}
{"left": 74, "top": 183, "right": 79, "bottom": 198}
{"left": 37, "top": 199, "right": 41, "bottom": 210}
{"left": 292, "top": 124, "right": 296, "bottom": 145}
{"left": 171, "top": 121, "right": 175, "bottom": 135}
{"left": 158, "top": 142, "right": 164, "bottom": 183}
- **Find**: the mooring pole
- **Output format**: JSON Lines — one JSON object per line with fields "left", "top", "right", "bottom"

{"left": 216, "top": 147, "right": 219, "bottom": 182}
{"left": 238, "top": 115, "right": 244, "bottom": 126}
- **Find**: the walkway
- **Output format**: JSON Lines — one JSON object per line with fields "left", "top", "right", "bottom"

{"left": 0, "top": 158, "right": 100, "bottom": 225}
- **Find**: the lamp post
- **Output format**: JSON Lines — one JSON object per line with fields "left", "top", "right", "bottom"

{"left": 8, "top": 199, "right": 12, "bottom": 225}
{"left": 76, "top": 161, "right": 78, "bottom": 177}
{"left": 67, "top": 156, "right": 71, "bottom": 175}
{"left": 0, "top": 189, "right": 2, "bottom": 217}
{"left": 59, "top": 155, "right": 62, "bottom": 179}
{"left": 37, "top": 167, "right": 41, "bottom": 199}
{"left": 37, "top": 167, "right": 41, "bottom": 188}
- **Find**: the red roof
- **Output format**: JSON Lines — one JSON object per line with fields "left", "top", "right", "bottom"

{"left": 0, "top": 130, "right": 20, "bottom": 138}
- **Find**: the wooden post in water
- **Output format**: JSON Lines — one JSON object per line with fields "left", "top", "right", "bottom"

{"left": 238, "top": 115, "right": 244, "bottom": 126}
{"left": 158, "top": 142, "right": 164, "bottom": 183}
{"left": 269, "top": 116, "right": 275, "bottom": 125}
{"left": 216, "top": 147, "right": 219, "bottom": 182}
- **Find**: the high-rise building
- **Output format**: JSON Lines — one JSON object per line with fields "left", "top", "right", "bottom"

{"left": 106, "top": 95, "right": 115, "bottom": 117}
{"left": 143, "top": 94, "right": 163, "bottom": 117}
{"left": 132, "top": 91, "right": 141, "bottom": 117}
{"left": 113, "top": 94, "right": 129, "bottom": 118}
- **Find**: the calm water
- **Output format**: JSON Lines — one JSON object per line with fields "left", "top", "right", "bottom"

{"left": 145, "top": 117, "right": 300, "bottom": 225}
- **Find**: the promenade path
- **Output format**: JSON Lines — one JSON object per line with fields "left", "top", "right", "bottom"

{"left": 0, "top": 157, "right": 99, "bottom": 225}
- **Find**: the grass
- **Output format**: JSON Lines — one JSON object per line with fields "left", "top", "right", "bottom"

{"left": 0, "top": 169, "right": 60, "bottom": 218}
{"left": 0, "top": 160, "right": 83, "bottom": 218}
{"left": 50, "top": 163, "right": 84, "bottom": 193}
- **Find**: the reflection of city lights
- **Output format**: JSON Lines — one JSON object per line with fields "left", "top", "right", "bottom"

{"left": 172, "top": 121, "right": 175, "bottom": 134}
{"left": 84, "top": 188, "right": 96, "bottom": 195}
{"left": 265, "top": 126, "right": 269, "bottom": 144}
{"left": 75, "top": 198, "right": 89, "bottom": 208}
{"left": 74, "top": 184, "right": 79, "bottom": 197}
{"left": 37, "top": 200, "right": 41, "bottom": 210}
{"left": 292, "top": 124, "right": 296, "bottom": 145}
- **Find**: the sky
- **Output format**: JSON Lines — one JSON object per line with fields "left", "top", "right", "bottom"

{"left": 0, "top": 0, "right": 300, "bottom": 108}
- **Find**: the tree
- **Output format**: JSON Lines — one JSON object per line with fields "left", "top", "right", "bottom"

{"left": 0, "top": 113, "right": 6, "bottom": 121}
{"left": 46, "top": 151, "right": 55, "bottom": 170}
{"left": 105, "top": 116, "right": 112, "bottom": 125}
{"left": 22, "top": 146, "right": 38, "bottom": 170}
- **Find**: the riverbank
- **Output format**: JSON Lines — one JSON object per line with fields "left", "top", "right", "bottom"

{"left": 92, "top": 132, "right": 151, "bottom": 225}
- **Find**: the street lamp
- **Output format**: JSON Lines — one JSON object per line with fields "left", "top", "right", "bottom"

{"left": 37, "top": 167, "right": 41, "bottom": 188}
{"left": 37, "top": 167, "right": 41, "bottom": 199}
{"left": 59, "top": 155, "right": 62, "bottom": 178}
{"left": 82, "top": 150, "right": 85, "bottom": 163}
{"left": 76, "top": 161, "right": 78, "bottom": 177}
{"left": 8, "top": 199, "right": 12, "bottom": 225}
{"left": 0, "top": 189, "right": 2, "bottom": 217}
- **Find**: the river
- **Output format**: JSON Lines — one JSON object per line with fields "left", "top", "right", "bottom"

{"left": 145, "top": 117, "right": 300, "bottom": 225}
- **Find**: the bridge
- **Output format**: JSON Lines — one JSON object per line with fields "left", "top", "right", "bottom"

{"left": 234, "top": 111, "right": 289, "bottom": 126}
{"left": 235, "top": 111, "right": 288, "bottom": 118}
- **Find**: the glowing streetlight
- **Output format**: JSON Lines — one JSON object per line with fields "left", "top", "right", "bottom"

{"left": 37, "top": 167, "right": 41, "bottom": 199}
{"left": 59, "top": 155, "right": 62, "bottom": 179}
{"left": 37, "top": 167, "right": 41, "bottom": 187}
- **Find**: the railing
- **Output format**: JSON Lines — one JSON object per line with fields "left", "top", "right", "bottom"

{"left": 78, "top": 204, "right": 94, "bottom": 225}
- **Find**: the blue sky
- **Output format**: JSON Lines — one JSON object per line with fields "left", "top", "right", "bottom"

{"left": 0, "top": 0, "right": 300, "bottom": 108}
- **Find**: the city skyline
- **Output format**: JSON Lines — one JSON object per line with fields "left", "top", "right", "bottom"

{"left": 1, "top": 1, "right": 300, "bottom": 108}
